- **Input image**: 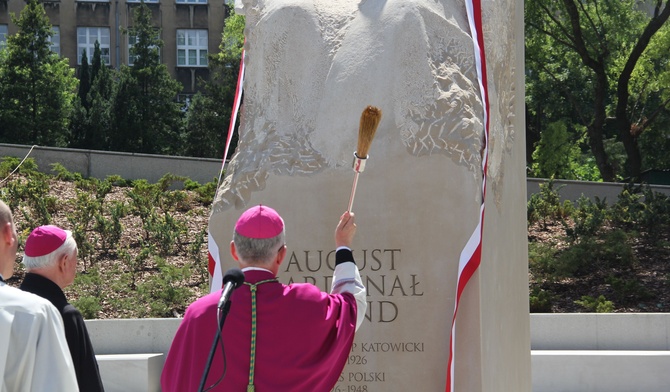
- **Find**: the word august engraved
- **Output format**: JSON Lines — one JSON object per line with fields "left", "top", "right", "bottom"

{"left": 284, "top": 248, "right": 424, "bottom": 323}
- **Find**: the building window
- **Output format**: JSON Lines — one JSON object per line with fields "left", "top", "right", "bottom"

{"left": 176, "top": 30, "right": 208, "bottom": 67}
{"left": 49, "top": 27, "right": 60, "bottom": 56}
{"left": 77, "top": 27, "right": 110, "bottom": 65}
{"left": 177, "top": 94, "right": 194, "bottom": 111}
{"left": 0, "top": 25, "right": 7, "bottom": 50}
{"left": 128, "top": 34, "right": 160, "bottom": 66}
{"left": 176, "top": 0, "right": 207, "bottom": 3}
{"left": 127, "top": 0, "right": 158, "bottom": 2}
{"left": 76, "top": 0, "right": 110, "bottom": 2}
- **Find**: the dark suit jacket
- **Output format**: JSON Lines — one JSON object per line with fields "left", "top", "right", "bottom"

{"left": 20, "top": 272, "right": 105, "bottom": 392}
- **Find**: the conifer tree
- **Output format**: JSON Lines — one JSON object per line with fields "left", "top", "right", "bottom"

{"left": 109, "top": 2, "right": 183, "bottom": 154}
{"left": 183, "top": 4, "right": 244, "bottom": 158}
{"left": 78, "top": 50, "right": 91, "bottom": 109}
{"left": 0, "top": 0, "right": 77, "bottom": 146}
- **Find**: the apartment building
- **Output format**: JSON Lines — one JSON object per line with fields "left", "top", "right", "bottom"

{"left": 0, "top": 0, "right": 228, "bottom": 96}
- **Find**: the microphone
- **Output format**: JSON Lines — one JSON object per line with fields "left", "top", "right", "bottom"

{"left": 218, "top": 268, "right": 245, "bottom": 310}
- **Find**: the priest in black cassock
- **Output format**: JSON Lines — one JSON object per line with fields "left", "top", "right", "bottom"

{"left": 20, "top": 225, "right": 105, "bottom": 392}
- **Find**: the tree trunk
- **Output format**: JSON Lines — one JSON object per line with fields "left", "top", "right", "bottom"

{"left": 615, "top": 1, "right": 670, "bottom": 181}
{"left": 590, "top": 70, "right": 616, "bottom": 182}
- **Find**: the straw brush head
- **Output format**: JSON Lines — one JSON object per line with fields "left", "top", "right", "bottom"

{"left": 356, "top": 106, "right": 382, "bottom": 158}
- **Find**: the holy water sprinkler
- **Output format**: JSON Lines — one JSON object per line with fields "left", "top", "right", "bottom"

{"left": 347, "top": 105, "right": 382, "bottom": 213}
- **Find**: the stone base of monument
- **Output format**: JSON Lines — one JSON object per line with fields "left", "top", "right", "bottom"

{"left": 532, "top": 350, "right": 670, "bottom": 391}
{"left": 96, "top": 353, "right": 164, "bottom": 392}
{"left": 531, "top": 313, "right": 670, "bottom": 392}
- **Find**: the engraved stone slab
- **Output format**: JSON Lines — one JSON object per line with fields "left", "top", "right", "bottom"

{"left": 210, "top": 1, "right": 529, "bottom": 391}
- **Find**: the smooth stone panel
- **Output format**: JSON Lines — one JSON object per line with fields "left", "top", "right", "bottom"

{"left": 96, "top": 353, "right": 164, "bottom": 392}
{"left": 532, "top": 350, "right": 670, "bottom": 392}
{"left": 86, "top": 318, "right": 181, "bottom": 355}
{"left": 530, "top": 313, "right": 670, "bottom": 350}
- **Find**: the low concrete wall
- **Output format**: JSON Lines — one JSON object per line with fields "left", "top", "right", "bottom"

{"left": 532, "top": 350, "right": 670, "bottom": 392}
{"left": 0, "top": 144, "right": 223, "bottom": 185}
{"left": 3, "top": 144, "right": 670, "bottom": 201}
{"left": 85, "top": 314, "right": 670, "bottom": 391}
{"left": 86, "top": 318, "right": 181, "bottom": 356}
{"left": 530, "top": 313, "right": 670, "bottom": 350}
{"left": 85, "top": 313, "right": 670, "bottom": 359}
{"left": 530, "top": 313, "right": 670, "bottom": 392}
{"left": 527, "top": 177, "right": 670, "bottom": 202}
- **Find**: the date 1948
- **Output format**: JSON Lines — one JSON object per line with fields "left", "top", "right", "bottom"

{"left": 331, "top": 386, "right": 368, "bottom": 392}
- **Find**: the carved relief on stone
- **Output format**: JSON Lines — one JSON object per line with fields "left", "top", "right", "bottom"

{"left": 215, "top": 0, "right": 517, "bottom": 211}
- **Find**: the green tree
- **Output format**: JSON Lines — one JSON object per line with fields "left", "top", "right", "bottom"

{"left": 70, "top": 50, "right": 92, "bottom": 149}
{"left": 91, "top": 40, "right": 103, "bottom": 85}
{"left": 530, "top": 121, "right": 599, "bottom": 181}
{"left": 0, "top": 0, "right": 77, "bottom": 146}
{"left": 87, "top": 57, "right": 115, "bottom": 151}
{"left": 182, "top": 4, "right": 244, "bottom": 158}
{"left": 78, "top": 49, "right": 91, "bottom": 109}
{"left": 109, "top": 2, "right": 183, "bottom": 154}
{"left": 70, "top": 42, "right": 116, "bottom": 150}
{"left": 526, "top": 0, "right": 670, "bottom": 182}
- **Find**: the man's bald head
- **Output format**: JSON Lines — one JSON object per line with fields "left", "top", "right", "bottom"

{"left": 0, "top": 200, "right": 17, "bottom": 279}
{"left": 0, "top": 200, "right": 13, "bottom": 227}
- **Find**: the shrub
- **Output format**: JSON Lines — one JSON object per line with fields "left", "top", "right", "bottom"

{"left": 564, "top": 196, "right": 608, "bottom": 243}
{"left": 72, "top": 296, "right": 103, "bottom": 319}
{"left": 529, "top": 287, "right": 553, "bottom": 313}
{"left": 528, "top": 178, "right": 572, "bottom": 228}
{"left": 605, "top": 275, "right": 653, "bottom": 305}
{"left": 574, "top": 295, "right": 614, "bottom": 313}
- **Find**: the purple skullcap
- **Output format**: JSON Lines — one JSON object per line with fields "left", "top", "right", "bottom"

{"left": 24, "top": 225, "right": 68, "bottom": 257}
{"left": 234, "top": 205, "right": 284, "bottom": 239}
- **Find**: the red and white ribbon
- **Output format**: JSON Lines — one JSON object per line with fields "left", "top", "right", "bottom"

{"left": 446, "top": 0, "right": 490, "bottom": 390}
{"left": 208, "top": 48, "right": 246, "bottom": 293}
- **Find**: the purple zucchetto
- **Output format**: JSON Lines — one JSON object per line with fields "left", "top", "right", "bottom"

{"left": 235, "top": 205, "right": 284, "bottom": 239}
{"left": 24, "top": 225, "right": 68, "bottom": 257}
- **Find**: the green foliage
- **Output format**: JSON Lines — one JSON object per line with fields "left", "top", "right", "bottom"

{"left": 188, "top": 226, "right": 209, "bottom": 282}
{"left": 182, "top": 93, "right": 228, "bottom": 158}
{"left": 554, "top": 229, "right": 635, "bottom": 278}
{"left": 529, "top": 287, "right": 553, "bottom": 313}
{"left": 109, "top": 3, "right": 183, "bottom": 155}
{"left": 605, "top": 275, "right": 653, "bottom": 305}
{"left": 525, "top": 0, "right": 670, "bottom": 181}
{"left": 2, "top": 167, "right": 55, "bottom": 228}
{"left": 182, "top": 6, "right": 245, "bottom": 158}
{"left": 183, "top": 178, "right": 217, "bottom": 204}
{"left": 51, "top": 163, "right": 83, "bottom": 182}
{"left": 78, "top": 49, "right": 91, "bottom": 109}
{"left": 73, "top": 267, "right": 104, "bottom": 297}
{"left": 72, "top": 296, "right": 102, "bottom": 319}
{"left": 147, "top": 211, "right": 187, "bottom": 256}
{"left": 528, "top": 242, "right": 557, "bottom": 279}
{"left": 530, "top": 121, "right": 599, "bottom": 181}
{"left": 0, "top": 157, "right": 40, "bottom": 179}
{"left": 81, "top": 42, "right": 115, "bottom": 150}
{"left": 574, "top": 295, "right": 614, "bottom": 313}
{"left": 66, "top": 190, "right": 102, "bottom": 268}
{"left": 527, "top": 180, "right": 668, "bottom": 313}
{"left": 118, "top": 245, "right": 154, "bottom": 289}
{"left": 0, "top": 0, "right": 77, "bottom": 146}
{"left": 527, "top": 179, "right": 573, "bottom": 228}
{"left": 1, "top": 159, "right": 211, "bottom": 318}
{"left": 611, "top": 184, "right": 670, "bottom": 240}
{"left": 94, "top": 201, "right": 128, "bottom": 254}
{"left": 136, "top": 258, "right": 192, "bottom": 318}
{"left": 564, "top": 196, "right": 608, "bottom": 242}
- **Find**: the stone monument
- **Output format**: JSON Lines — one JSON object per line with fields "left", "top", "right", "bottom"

{"left": 209, "top": 0, "right": 530, "bottom": 391}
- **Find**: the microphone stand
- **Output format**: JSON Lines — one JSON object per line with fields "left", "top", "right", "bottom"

{"left": 198, "top": 300, "right": 232, "bottom": 392}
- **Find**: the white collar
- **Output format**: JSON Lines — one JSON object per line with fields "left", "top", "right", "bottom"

{"left": 241, "top": 266, "right": 273, "bottom": 273}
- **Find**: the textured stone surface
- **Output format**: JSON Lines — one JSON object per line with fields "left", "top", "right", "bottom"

{"left": 210, "top": 1, "right": 528, "bottom": 390}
